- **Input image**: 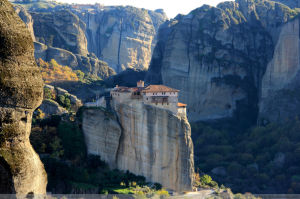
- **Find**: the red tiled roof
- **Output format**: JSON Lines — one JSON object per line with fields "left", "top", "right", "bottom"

{"left": 177, "top": 102, "right": 187, "bottom": 107}
{"left": 142, "top": 85, "right": 179, "bottom": 93}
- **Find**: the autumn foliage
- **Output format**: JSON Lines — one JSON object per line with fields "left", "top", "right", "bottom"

{"left": 37, "top": 58, "right": 79, "bottom": 83}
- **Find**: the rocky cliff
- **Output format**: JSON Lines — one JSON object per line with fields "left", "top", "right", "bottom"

{"left": 0, "top": 0, "right": 47, "bottom": 194}
{"left": 14, "top": 3, "right": 167, "bottom": 73}
{"left": 259, "top": 17, "right": 300, "bottom": 122}
{"left": 82, "top": 101, "right": 194, "bottom": 192}
{"left": 32, "top": 9, "right": 88, "bottom": 56}
{"left": 146, "top": 0, "right": 298, "bottom": 123}
{"left": 34, "top": 41, "right": 115, "bottom": 79}
{"left": 77, "top": 6, "right": 167, "bottom": 72}
{"left": 14, "top": 5, "right": 35, "bottom": 41}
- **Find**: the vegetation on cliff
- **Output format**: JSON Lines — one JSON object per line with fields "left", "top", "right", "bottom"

{"left": 38, "top": 59, "right": 79, "bottom": 83}
{"left": 37, "top": 58, "right": 105, "bottom": 85}
{"left": 144, "top": 0, "right": 300, "bottom": 194}
{"left": 30, "top": 110, "right": 169, "bottom": 196}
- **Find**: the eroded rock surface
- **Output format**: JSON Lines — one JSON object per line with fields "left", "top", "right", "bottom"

{"left": 146, "top": 0, "right": 298, "bottom": 123}
{"left": 14, "top": 5, "right": 35, "bottom": 41}
{"left": 0, "top": 0, "right": 47, "bottom": 194}
{"left": 78, "top": 6, "right": 166, "bottom": 72}
{"left": 82, "top": 101, "right": 194, "bottom": 192}
{"left": 259, "top": 17, "right": 300, "bottom": 122}
{"left": 32, "top": 9, "right": 88, "bottom": 56}
{"left": 34, "top": 42, "right": 116, "bottom": 79}
{"left": 83, "top": 108, "right": 122, "bottom": 167}
{"left": 14, "top": 4, "right": 167, "bottom": 73}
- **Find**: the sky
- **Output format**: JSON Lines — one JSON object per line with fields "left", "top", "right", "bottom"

{"left": 56, "top": 0, "right": 232, "bottom": 18}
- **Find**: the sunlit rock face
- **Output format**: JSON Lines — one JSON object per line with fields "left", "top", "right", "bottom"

{"left": 0, "top": 0, "right": 47, "bottom": 194}
{"left": 33, "top": 41, "right": 116, "bottom": 79}
{"left": 13, "top": 5, "right": 35, "bottom": 41}
{"left": 82, "top": 98, "right": 194, "bottom": 192}
{"left": 146, "top": 0, "right": 298, "bottom": 123}
{"left": 15, "top": 4, "right": 167, "bottom": 73}
{"left": 77, "top": 6, "right": 167, "bottom": 72}
{"left": 259, "top": 17, "right": 300, "bottom": 122}
{"left": 32, "top": 9, "right": 89, "bottom": 56}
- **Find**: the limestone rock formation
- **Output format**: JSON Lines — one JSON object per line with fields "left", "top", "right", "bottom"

{"left": 14, "top": 4, "right": 167, "bottom": 75}
{"left": 146, "top": 0, "right": 298, "bottom": 123}
{"left": 34, "top": 42, "right": 116, "bottom": 79}
{"left": 78, "top": 6, "right": 162, "bottom": 72}
{"left": 82, "top": 101, "right": 194, "bottom": 192}
{"left": 14, "top": 5, "right": 35, "bottom": 41}
{"left": 259, "top": 17, "right": 300, "bottom": 122}
{"left": 82, "top": 108, "right": 122, "bottom": 167}
{"left": 0, "top": 0, "right": 47, "bottom": 194}
{"left": 32, "top": 9, "right": 88, "bottom": 56}
{"left": 39, "top": 99, "right": 68, "bottom": 116}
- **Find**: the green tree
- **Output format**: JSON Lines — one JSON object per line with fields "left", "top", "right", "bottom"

{"left": 201, "top": 175, "right": 212, "bottom": 185}
{"left": 64, "top": 97, "right": 71, "bottom": 110}
{"left": 58, "top": 95, "right": 65, "bottom": 106}
{"left": 44, "top": 87, "right": 53, "bottom": 100}
{"left": 58, "top": 122, "right": 86, "bottom": 161}
{"left": 50, "top": 136, "right": 64, "bottom": 158}
{"left": 75, "top": 70, "right": 85, "bottom": 82}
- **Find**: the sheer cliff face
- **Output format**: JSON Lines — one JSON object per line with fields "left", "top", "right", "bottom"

{"left": 14, "top": 5, "right": 35, "bottom": 41}
{"left": 78, "top": 7, "right": 166, "bottom": 72}
{"left": 17, "top": 5, "right": 167, "bottom": 73}
{"left": 146, "top": 0, "right": 297, "bottom": 122}
{"left": 259, "top": 17, "right": 300, "bottom": 122}
{"left": 32, "top": 10, "right": 88, "bottom": 56}
{"left": 0, "top": 0, "right": 47, "bottom": 194}
{"left": 82, "top": 101, "right": 194, "bottom": 192}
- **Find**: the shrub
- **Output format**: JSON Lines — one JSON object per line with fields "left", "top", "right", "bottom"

{"left": 75, "top": 70, "right": 85, "bottom": 82}
{"left": 37, "top": 58, "right": 79, "bottom": 83}
{"left": 153, "top": 183, "right": 162, "bottom": 190}
{"left": 201, "top": 174, "right": 212, "bottom": 185}
{"left": 44, "top": 87, "right": 54, "bottom": 100}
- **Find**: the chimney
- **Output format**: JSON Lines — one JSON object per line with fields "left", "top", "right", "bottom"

{"left": 137, "top": 80, "right": 144, "bottom": 88}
